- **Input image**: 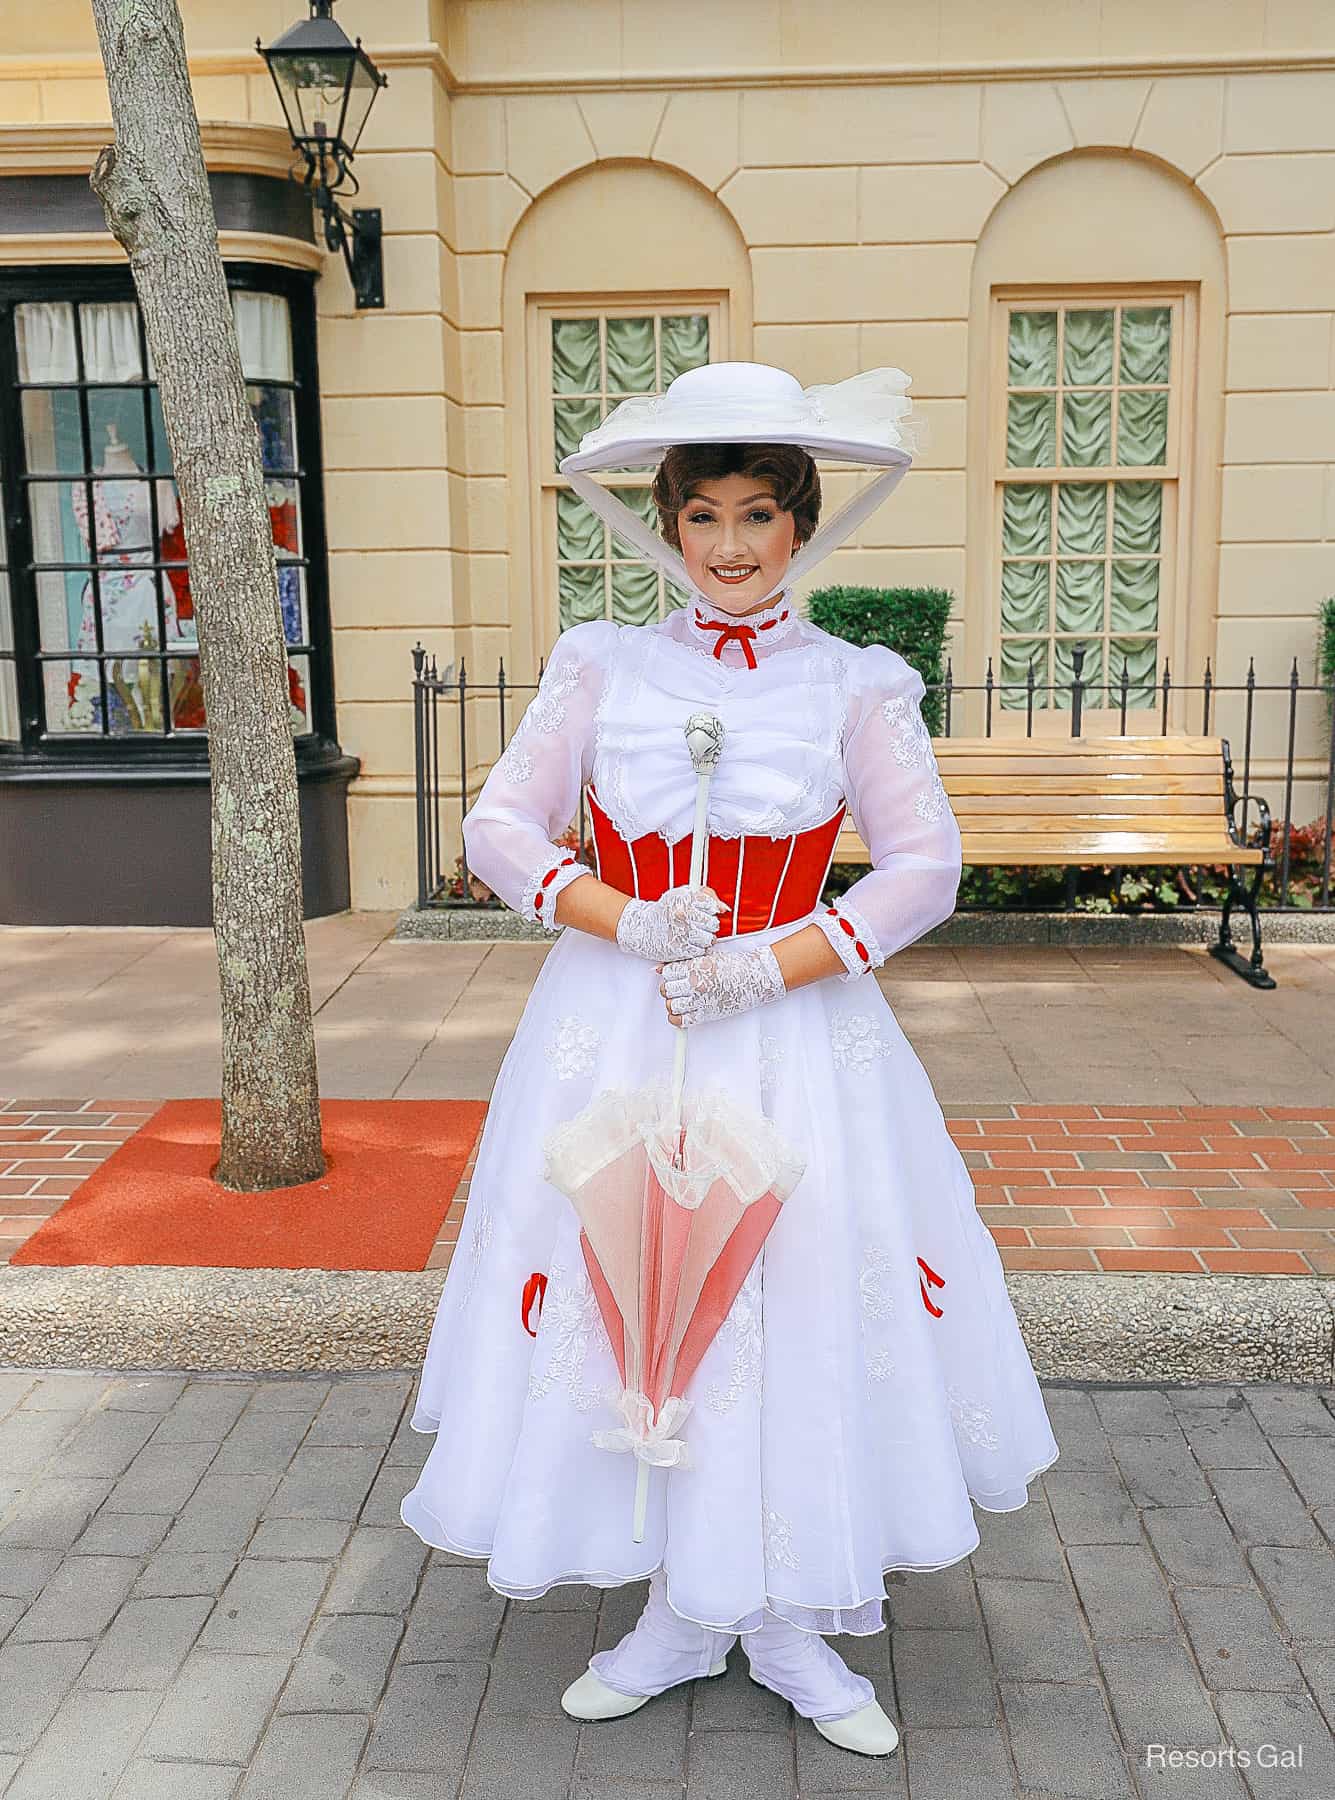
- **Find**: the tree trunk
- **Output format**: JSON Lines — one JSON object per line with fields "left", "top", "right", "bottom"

{"left": 89, "top": 0, "right": 324, "bottom": 1192}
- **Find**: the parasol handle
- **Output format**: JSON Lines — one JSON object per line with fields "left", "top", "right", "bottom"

{"left": 671, "top": 714, "right": 724, "bottom": 1125}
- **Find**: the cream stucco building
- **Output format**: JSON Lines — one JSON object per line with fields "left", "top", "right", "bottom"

{"left": 1, "top": 2, "right": 1331, "bottom": 921}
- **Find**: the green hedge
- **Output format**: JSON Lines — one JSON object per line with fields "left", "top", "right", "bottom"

{"left": 1322, "top": 597, "right": 1335, "bottom": 708}
{"left": 805, "top": 585, "right": 951, "bottom": 733}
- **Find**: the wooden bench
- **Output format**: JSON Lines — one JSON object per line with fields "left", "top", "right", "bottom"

{"left": 835, "top": 735, "right": 1276, "bottom": 988}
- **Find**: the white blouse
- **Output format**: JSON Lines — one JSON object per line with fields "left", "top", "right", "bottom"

{"left": 462, "top": 592, "right": 962, "bottom": 971}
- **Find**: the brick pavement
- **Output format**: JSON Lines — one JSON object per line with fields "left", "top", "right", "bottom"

{"left": 5, "top": 1100, "right": 1334, "bottom": 1280}
{"left": 0, "top": 1370, "right": 1331, "bottom": 1798}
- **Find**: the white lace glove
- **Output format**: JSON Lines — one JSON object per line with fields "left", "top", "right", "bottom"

{"left": 616, "top": 885, "right": 728, "bottom": 962}
{"left": 660, "top": 942, "right": 786, "bottom": 1028}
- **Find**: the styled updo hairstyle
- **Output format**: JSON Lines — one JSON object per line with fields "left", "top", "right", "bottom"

{"left": 650, "top": 443, "right": 821, "bottom": 551}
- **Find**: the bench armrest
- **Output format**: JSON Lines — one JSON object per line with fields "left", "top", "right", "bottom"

{"left": 1225, "top": 788, "right": 1273, "bottom": 858}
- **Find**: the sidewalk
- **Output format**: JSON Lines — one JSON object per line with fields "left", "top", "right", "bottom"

{"left": 0, "top": 1368, "right": 1331, "bottom": 1799}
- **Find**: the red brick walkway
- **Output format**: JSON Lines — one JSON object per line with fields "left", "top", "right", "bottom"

{"left": 3, "top": 1099, "right": 1333, "bottom": 1277}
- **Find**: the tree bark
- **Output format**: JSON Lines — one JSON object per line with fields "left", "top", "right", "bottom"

{"left": 89, "top": 0, "right": 324, "bottom": 1191}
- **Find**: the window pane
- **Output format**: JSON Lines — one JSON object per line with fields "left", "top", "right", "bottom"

{"left": 167, "top": 655, "right": 206, "bottom": 731}
{"left": 661, "top": 315, "right": 709, "bottom": 384}
{"left": 1109, "top": 559, "right": 1160, "bottom": 634}
{"left": 79, "top": 302, "right": 142, "bottom": 381}
{"left": 1001, "top": 483, "right": 1050, "bottom": 556}
{"left": 554, "top": 396, "right": 601, "bottom": 463}
{"left": 1062, "top": 389, "right": 1112, "bottom": 466}
{"left": 1063, "top": 309, "right": 1114, "bottom": 386}
{"left": 1000, "top": 559, "right": 1049, "bottom": 635}
{"left": 16, "top": 302, "right": 77, "bottom": 382}
{"left": 1006, "top": 392, "right": 1055, "bottom": 467}
{"left": 277, "top": 564, "right": 308, "bottom": 647}
{"left": 35, "top": 570, "right": 86, "bottom": 655}
{"left": 1008, "top": 311, "right": 1057, "bottom": 386}
{"left": 232, "top": 292, "right": 293, "bottom": 381}
{"left": 1057, "top": 481, "right": 1106, "bottom": 554}
{"left": 552, "top": 319, "right": 600, "bottom": 394}
{"left": 149, "top": 386, "right": 173, "bottom": 475}
{"left": 611, "top": 560, "right": 659, "bottom": 626}
{"left": 1117, "top": 389, "right": 1168, "bottom": 466}
{"left": 1055, "top": 559, "right": 1105, "bottom": 634}
{"left": 43, "top": 660, "right": 102, "bottom": 735}
{"left": 0, "top": 658, "right": 18, "bottom": 742}
{"left": 103, "top": 650, "right": 166, "bottom": 734}
{"left": 1000, "top": 636, "right": 1049, "bottom": 708}
{"left": 610, "top": 484, "right": 657, "bottom": 557}
{"left": 1054, "top": 636, "right": 1102, "bottom": 709}
{"left": 1113, "top": 480, "right": 1163, "bottom": 554}
{"left": 287, "top": 654, "right": 311, "bottom": 734}
{"left": 248, "top": 385, "right": 298, "bottom": 473}
{"left": 20, "top": 389, "right": 83, "bottom": 474}
{"left": 29, "top": 483, "right": 94, "bottom": 567}
{"left": 88, "top": 392, "right": 151, "bottom": 474}
{"left": 557, "top": 489, "right": 604, "bottom": 561}
{"left": 267, "top": 478, "right": 303, "bottom": 561}
{"left": 605, "top": 317, "right": 656, "bottom": 394}
{"left": 559, "top": 564, "right": 605, "bottom": 630}
{"left": 1120, "top": 306, "right": 1171, "bottom": 384}
{"left": 1107, "top": 636, "right": 1159, "bottom": 708}
{"left": 0, "top": 568, "right": 11, "bottom": 654}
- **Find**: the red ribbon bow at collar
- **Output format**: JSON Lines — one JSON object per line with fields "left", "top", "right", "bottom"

{"left": 694, "top": 607, "right": 791, "bottom": 670}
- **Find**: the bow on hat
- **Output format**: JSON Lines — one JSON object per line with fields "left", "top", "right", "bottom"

{"left": 558, "top": 361, "right": 925, "bottom": 609}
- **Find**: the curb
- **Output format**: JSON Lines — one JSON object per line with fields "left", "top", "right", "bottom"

{"left": 395, "top": 905, "right": 1335, "bottom": 947}
{"left": 2, "top": 1266, "right": 1331, "bottom": 1381}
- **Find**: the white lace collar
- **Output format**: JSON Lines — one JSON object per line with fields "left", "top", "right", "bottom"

{"left": 682, "top": 590, "right": 800, "bottom": 668}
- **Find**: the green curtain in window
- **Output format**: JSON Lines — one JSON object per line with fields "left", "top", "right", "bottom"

{"left": 1063, "top": 390, "right": 1112, "bottom": 467}
{"left": 1113, "top": 480, "right": 1162, "bottom": 554}
{"left": 1109, "top": 559, "right": 1159, "bottom": 634}
{"left": 609, "top": 485, "right": 658, "bottom": 557}
{"left": 1063, "top": 310, "right": 1114, "bottom": 387}
{"left": 556, "top": 489, "right": 604, "bottom": 562}
{"left": 1001, "top": 559, "right": 1049, "bottom": 635}
{"left": 611, "top": 561, "right": 659, "bottom": 626}
{"left": 661, "top": 315, "right": 709, "bottom": 384}
{"left": 1007, "top": 393, "right": 1056, "bottom": 467}
{"left": 1001, "top": 635, "right": 1049, "bottom": 707}
{"left": 1053, "top": 636, "right": 1103, "bottom": 710}
{"left": 552, "top": 319, "right": 599, "bottom": 394}
{"left": 1117, "top": 389, "right": 1168, "bottom": 466}
{"left": 606, "top": 317, "right": 656, "bottom": 395}
{"left": 1055, "top": 560, "right": 1105, "bottom": 634}
{"left": 559, "top": 564, "right": 605, "bottom": 630}
{"left": 1002, "top": 483, "right": 1050, "bottom": 556}
{"left": 1008, "top": 311, "right": 1057, "bottom": 386}
{"left": 1057, "top": 482, "right": 1106, "bottom": 554}
{"left": 1108, "top": 634, "right": 1159, "bottom": 706}
{"left": 554, "top": 397, "right": 601, "bottom": 464}
{"left": 1120, "top": 307, "right": 1171, "bottom": 384}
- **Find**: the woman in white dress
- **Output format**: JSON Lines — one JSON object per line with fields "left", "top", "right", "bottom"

{"left": 400, "top": 362, "right": 1059, "bottom": 1757}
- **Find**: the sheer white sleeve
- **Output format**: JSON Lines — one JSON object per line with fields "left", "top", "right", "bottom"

{"left": 461, "top": 622, "right": 614, "bottom": 931}
{"left": 812, "top": 648, "right": 962, "bottom": 980}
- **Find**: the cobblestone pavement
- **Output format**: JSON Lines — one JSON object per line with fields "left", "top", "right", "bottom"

{"left": 0, "top": 1371, "right": 1331, "bottom": 1800}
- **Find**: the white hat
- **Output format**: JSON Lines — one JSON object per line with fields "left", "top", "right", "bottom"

{"left": 558, "top": 360, "right": 922, "bottom": 606}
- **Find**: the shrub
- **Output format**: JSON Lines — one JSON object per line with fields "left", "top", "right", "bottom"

{"left": 1321, "top": 596, "right": 1335, "bottom": 710}
{"left": 805, "top": 586, "right": 952, "bottom": 734}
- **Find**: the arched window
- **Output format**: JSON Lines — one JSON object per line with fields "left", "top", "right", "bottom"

{"left": 0, "top": 263, "right": 332, "bottom": 752}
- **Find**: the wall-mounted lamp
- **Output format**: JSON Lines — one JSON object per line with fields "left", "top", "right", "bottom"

{"left": 257, "top": 0, "right": 389, "bottom": 309}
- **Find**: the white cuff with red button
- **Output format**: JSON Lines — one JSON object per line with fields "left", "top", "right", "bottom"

{"left": 521, "top": 855, "right": 589, "bottom": 931}
{"left": 812, "top": 899, "right": 884, "bottom": 981}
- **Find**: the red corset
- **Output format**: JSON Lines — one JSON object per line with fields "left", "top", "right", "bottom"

{"left": 586, "top": 787, "right": 846, "bottom": 936}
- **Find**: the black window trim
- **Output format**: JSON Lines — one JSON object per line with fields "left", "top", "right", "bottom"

{"left": 0, "top": 260, "right": 339, "bottom": 769}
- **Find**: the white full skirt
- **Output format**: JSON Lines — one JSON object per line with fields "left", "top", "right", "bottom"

{"left": 401, "top": 922, "right": 1059, "bottom": 1636}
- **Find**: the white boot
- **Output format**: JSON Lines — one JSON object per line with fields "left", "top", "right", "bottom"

{"left": 564, "top": 1570, "right": 737, "bottom": 1720}
{"left": 562, "top": 1655, "right": 728, "bottom": 1721}
{"left": 744, "top": 1606, "right": 900, "bottom": 1757}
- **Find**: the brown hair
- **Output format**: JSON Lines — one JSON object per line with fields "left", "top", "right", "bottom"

{"left": 650, "top": 442, "right": 821, "bottom": 551}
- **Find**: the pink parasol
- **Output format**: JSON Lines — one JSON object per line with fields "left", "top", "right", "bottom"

{"left": 544, "top": 715, "right": 805, "bottom": 1539}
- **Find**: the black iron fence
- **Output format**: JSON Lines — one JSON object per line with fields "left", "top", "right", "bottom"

{"left": 412, "top": 643, "right": 1335, "bottom": 915}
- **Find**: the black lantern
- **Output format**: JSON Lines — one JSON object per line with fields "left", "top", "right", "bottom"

{"left": 258, "top": 1, "right": 389, "bottom": 309}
